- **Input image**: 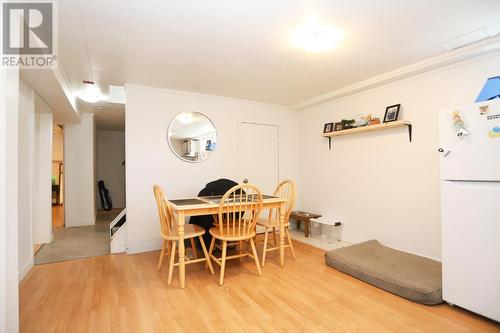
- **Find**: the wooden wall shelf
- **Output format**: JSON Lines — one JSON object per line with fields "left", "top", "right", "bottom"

{"left": 322, "top": 120, "right": 412, "bottom": 149}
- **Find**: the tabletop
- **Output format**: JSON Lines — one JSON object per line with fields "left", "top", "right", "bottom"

{"left": 169, "top": 195, "right": 285, "bottom": 212}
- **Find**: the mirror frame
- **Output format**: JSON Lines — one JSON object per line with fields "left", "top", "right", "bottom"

{"left": 167, "top": 111, "right": 217, "bottom": 163}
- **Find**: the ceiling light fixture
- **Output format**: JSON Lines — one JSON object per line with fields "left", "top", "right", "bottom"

{"left": 178, "top": 112, "right": 194, "bottom": 124}
{"left": 292, "top": 20, "right": 343, "bottom": 53}
{"left": 78, "top": 81, "right": 106, "bottom": 104}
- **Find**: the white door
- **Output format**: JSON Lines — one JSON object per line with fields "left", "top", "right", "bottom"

{"left": 441, "top": 180, "right": 500, "bottom": 321}
{"left": 239, "top": 122, "right": 279, "bottom": 195}
{"left": 438, "top": 99, "right": 500, "bottom": 181}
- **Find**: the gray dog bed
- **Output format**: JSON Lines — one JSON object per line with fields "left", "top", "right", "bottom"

{"left": 325, "top": 240, "right": 442, "bottom": 305}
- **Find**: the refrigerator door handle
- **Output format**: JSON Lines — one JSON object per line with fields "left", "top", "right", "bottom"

{"left": 438, "top": 147, "right": 451, "bottom": 157}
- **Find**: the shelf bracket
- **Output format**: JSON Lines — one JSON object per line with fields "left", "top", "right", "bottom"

{"left": 328, "top": 137, "right": 332, "bottom": 150}
{"left": 407, "top": 124, "right": 412, "bottom": 142}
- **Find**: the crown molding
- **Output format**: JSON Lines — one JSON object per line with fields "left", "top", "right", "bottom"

{"left": 292, "top": 36, "right": 500, "bottom": 111}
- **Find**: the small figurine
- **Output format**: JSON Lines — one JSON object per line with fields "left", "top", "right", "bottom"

{"left": 357, "top": 114, "right": 372, "bottom": 127}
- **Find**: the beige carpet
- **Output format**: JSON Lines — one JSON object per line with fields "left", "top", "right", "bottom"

{"left": 35, "top": 210, "right": 120, "bottom": 265}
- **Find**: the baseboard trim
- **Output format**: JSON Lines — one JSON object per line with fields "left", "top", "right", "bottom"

{"left": 19, "top": 257, "right": 34, "bottom": 283}
{"left": 126, "top": 240, "right": 163, "bottom": 255}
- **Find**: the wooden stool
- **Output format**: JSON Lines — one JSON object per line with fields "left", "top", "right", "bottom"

{"left": 290, "top": 211, "right": 322, "bottom": 238}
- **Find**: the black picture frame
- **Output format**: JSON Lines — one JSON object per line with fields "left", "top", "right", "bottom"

{"left": 323, "top": 122, "right": 334, "bottom": 133}
{"left": 383, "top": 104, "right": 401, "bottom": 123}
{"left": 334, "top": 122, "right": 344, "bottom": 131}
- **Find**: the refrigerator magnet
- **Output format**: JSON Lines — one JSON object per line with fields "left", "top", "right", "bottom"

{"left": 451, "top": 111, "right": 465, "bottom": 127}
{"left": 479, "top": 105, "right": 489, "bottom": 115}
{"left": 488, "top": 126, "right": 500, "bottom": 138}
{"left": 456, "top": 127, "right": 470, "bottom": 139}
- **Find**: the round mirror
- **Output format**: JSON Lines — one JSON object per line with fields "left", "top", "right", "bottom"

{"left": 168, "top": 112, "right": 217, "bottom": 162}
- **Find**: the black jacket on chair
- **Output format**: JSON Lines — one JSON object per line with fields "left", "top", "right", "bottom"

{"left": 189, "top": 178, "right": 239, "bottom": 246}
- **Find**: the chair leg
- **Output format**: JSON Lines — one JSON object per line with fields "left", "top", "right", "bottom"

{"left": 272, "top": 227, "right": 277, "bottom": 246}
{"left": 219, "top": 240, "right": 227, "bottom": 286}
{"left": 190, "top": 238, "right": 198, "bottom": 259}
{"left": 199, "top": 236, "right": 214, "bottom": 275}
{"left": 250, "top": 238, "right": 262, "bottom": 276}
{"left": 261, "top": 227, "right": 269, "bottom": 267}
{"left": 285, "top": 227, "right": 296, "bottom": 260}
{"left": 157, "top": 239, "right": 166, "bottom": 271}
{"left": 167, "top": 241, "right": 177, "bottom": 285}
{"left": 207, "top": 237, "right": 215, "bottom": 269}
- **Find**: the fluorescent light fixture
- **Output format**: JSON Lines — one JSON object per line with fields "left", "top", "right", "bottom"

{"left": 78, "top": 83, "right": 105, "bottom": 103}
{"left": 439, "top": 26, "right": 497, "bottom": 51}
{"left": 292, "top": 20, "right": 342, "bottom": 53}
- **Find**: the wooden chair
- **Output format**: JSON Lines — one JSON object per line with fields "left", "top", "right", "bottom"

{"left": 257, "top": 180, "right": 297, "bottom": 266}
{"left": 153, "top": 185, "right": 214, "bottom": 285}
{"left": 208, "top": 184, "right": 263, "bottom": 285}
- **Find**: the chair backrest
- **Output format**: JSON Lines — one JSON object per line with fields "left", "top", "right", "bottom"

{"left": 153, "top": 185, "right": 175, "bottom": 239}
{"left": 268, "top": 180, "right": 297, "bottom": 222}
{"left": 217, "top": 184, "right": 263, "bottom": 237}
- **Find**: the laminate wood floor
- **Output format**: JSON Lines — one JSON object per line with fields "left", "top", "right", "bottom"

{"left": 19, "top": 241, "right": 500, "bottom": 333}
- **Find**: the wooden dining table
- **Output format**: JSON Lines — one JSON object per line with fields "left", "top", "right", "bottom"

{"left": 169, "top": 195, "right": 287, "bottom": 289}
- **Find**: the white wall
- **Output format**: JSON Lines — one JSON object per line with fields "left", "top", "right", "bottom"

{"left": 33, "top": 112, "right": 53, "bottom": 243}
{"left": 296, "top": 52, "right": 500, "bottom": 260}
{"left": 125, "top": 85, "right": 298, "bottom": 253}
{"left": 64, "top": 113, "right": 96, "bottom": 227}
{"left": 0, "top": 66, "right": 20, "bottom": 331}
{"left": 17, "top": 82, "right": 54, "bottom": 281}
{"left": 96, "top": 130, "right": 125, "bottom": 209}
{"left": 17, "top": 80, "right": 35, "bottom": 281}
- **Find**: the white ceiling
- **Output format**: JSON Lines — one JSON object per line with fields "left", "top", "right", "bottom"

{"left": 56, "top": 0, "right": 500, "bottom": 129}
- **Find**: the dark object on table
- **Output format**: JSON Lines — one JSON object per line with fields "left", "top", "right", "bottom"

{"left": 190, "top": 178, "right": 238, "bottom": 245}
{"left": 383, "top": 104, "right": 401, "bottom": 123}
{"left": 290, "top": 211, "right": 322, "bottom": 238}
{"left": 98, "top": 180, "right": 113, "bottom": 211}
{"left": 325, "top": 240, "right": 442, "bottom": 305}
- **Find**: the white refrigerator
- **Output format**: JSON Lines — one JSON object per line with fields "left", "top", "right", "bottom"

{"left": 438, "top": 99, "right": 500, "bottom": 322}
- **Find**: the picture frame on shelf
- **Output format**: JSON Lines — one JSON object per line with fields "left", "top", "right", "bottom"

{"left": 383, "top": 104, "right": 401, "bottom": 123}
{"left": 323, "top": 122, "right": 334, "bottom": 133}
{"left": 334, "top": 122, "right": 344, "bottom": 131}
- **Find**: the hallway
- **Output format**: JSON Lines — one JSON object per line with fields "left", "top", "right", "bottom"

{"left": 35, "top": 210, "right": 120, "bottom": 264}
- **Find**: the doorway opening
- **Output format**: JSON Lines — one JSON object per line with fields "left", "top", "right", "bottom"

{"left": 52, "top": 124, "right": 64, "bottom": 229}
